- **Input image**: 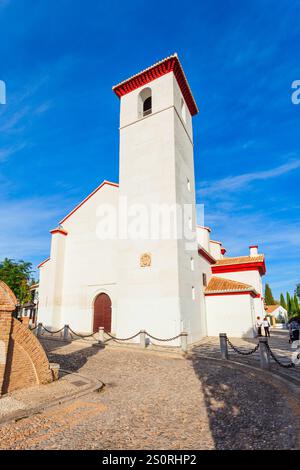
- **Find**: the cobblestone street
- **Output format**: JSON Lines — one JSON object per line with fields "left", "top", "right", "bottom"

{"left": 0, "top": 332, "right": 299, "bottom": 450}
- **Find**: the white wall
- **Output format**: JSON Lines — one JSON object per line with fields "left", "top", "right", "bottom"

{"left": 209, "top": 241, "right": 222, "bottom": 259}
{"left": 117, "top": 72, "right": 203, "bottom": 344}
{"left": 38, "top": 183, "right": 119, "bottom": 332}
{"left": 206, "top": 293, "right": 256, "bottom": 338}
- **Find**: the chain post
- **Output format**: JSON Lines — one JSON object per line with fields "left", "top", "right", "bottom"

{"left": 98, "top": 327, "right": 105, "bottom": 344}
{"left": 219, "top": 333, "right": 229, "bottom": 360}
{"left": 181, "top": 332, "right": 188, "bottom": 353}
{"left": 259, "top": 337, "right": 270, "bottom": 370}
{"left": 37, "top": 323, "right": 43, "bottom": 338}
{"left": 63, "top": 325, "right": 69, "bottom": 341}
{"left": 140, "top": 330, "right": 146, "bottom": 349}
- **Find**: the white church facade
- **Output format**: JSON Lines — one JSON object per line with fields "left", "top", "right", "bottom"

{"left": 37, "top": 55, "right": 266, "bottom": 342}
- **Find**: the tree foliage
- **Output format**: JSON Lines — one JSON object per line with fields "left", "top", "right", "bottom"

{"left": 280, "top": 293, "right": 287, "bottom": 310}
{"left": 264, "top": 283, "right": 276, "bottom": 305}
{"left": 0, "top": 258, "right": 34, "bottom": 304}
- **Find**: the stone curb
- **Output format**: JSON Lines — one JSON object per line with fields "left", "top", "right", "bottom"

{"left": 0, "top": 370, "right": 105, "bottom": 427}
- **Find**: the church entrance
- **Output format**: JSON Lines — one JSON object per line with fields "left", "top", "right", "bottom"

{"left": 93, "top": 293, "right": 112, "bottom": 333}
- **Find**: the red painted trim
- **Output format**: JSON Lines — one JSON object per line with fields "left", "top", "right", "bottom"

{"left": 50, "top": 228, "right": 68, "bottom": 236}
{"left": 221, "top": 248, "right": 227, "bottom": 255}
{"left": 198, "top": 247, "right": 216, "bottom": 265}
{"left": 197, "top": 225, "right": 211, "bottom": 233}
{"left": 205, "top": 291, "right": 257, "bottom": 298}
{"left": 113, "top": 56, "right": 198, "bottom": 116}
{"left": 59, "top": 181, "right": 119, "bottom": 225}
{"left": 212, "top": 261, "right": 266, "bottom": 275}
{"left": 249, "top": 245, "right": 258, "bottom": 249}
{"left": 210, "top": 240, "right": 222, "bottom": 245}
{"left": 38, "top": 258, "right": 50, "bottom": 269}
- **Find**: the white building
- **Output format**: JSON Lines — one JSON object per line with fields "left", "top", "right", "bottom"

{"left": 37, "top": 54, "right": 267, "bottom": 341}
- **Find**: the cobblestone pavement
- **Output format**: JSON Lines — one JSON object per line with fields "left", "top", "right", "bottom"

{"left": 0, "top": 335, "right": 299, "bottom": 450}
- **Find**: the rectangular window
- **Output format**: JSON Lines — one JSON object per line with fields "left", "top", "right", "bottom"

{"left": 192, "top": 286, "right": 196, "bottom": 300}
{"left": 187, "top": 177, "right": 191, "bottom": 192}
{"left": 190, "top": 257, "right": 194, "bottom": 271}
{"left": 202, "top": 273, "right": 207, "bottom": 287}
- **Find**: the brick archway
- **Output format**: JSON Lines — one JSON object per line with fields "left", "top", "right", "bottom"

{"left": 93, "top": 293, "right": 112, "bottom": 333}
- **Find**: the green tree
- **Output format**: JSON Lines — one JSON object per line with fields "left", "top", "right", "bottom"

{"left": 264, "top": 283, "right": 276, "bottom": 305}
{"left": 294, "top": 294, "right": 300, "bottom": 314}
{"left": 280, "top": 293, "right": 287, "bottom": 310}
{"left": 287, "top": 292, "right": 292, "bottom": 316}
{"left": 0, "top": 258, "right": 33, "bottom": 304}
{"left": 295, "top": 284, "right": 300, "bottom": 300}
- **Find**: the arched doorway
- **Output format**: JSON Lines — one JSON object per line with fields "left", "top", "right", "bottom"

{"left": 93, "top": 293, "right": 112, "bottom": 333}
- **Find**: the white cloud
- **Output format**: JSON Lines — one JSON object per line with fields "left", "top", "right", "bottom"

{"left": 0, "top": 142, "right": 27, "bottom": 161}
{"left": 199, "top": 159, "right": 300, "bottom": 196}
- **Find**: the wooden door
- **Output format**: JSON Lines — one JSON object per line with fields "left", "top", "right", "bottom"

{"left": 93, "top": 293, "right": 112, "bottom": 333}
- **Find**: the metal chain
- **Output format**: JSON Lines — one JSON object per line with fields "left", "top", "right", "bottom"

{"left": 265, "top": 343, "right": 296, "bottom": 369}
{"left": 42, "top": 326, "right": 65, "bottom": 335}
{"left": 68, "top": 327, "right": 95, "bottom": 338}
{"left": 145, "top": 331, "right": 183, "bottom": 342}
{"left": 226, "top": 337, "right": 260, "bottom": 356}
{"left": 104, "top": 330, "right": 141, "bottom": 342}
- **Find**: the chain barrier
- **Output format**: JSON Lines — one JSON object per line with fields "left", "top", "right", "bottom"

{"left": 265, "top": 343, "right": 296, "bottom": 369}
{"left": 226, "top": 337, "right": 260, "bottom": 356}
{"left": 68, "top": 326, "right": 96, "bottom": 339}
{"left": 104, "top": 330, "right": 142, "bottom": 342}
{"left": 144, "top": 331, "right": 183, "bottom": 342}
{"left": 42, "top": 326, "right": 65, "bottom": 335}
{"left": 37, "top": 324, "right": 183, "bottom": 344}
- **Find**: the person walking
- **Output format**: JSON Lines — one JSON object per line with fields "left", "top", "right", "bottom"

{"left": 255, "top": 316, "right": 263, "bottom": 337}
{"left": 289, "top": 318, "right": 300, "bottom": 343}
{"left": 262, "top": 317, "right": 271, "bottom": 337}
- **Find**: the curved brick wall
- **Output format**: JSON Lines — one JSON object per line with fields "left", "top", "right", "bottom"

{"left": 0, "top": 281, "right": 54, "bottom": 395}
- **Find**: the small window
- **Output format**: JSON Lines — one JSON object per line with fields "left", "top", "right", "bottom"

{"left": 202, "top": 273, "right": 207, "bottom": 287}
{"left": 192, "top": 286, "right": 196, "bottom": 300}
{"left": 190, "top": 257, "right": 194, "bottom": 271}
{"left": 143, "top": 96, "right": 152, "bottom": 116}
{"left": 138, "top": 87, "right": 152, "bottom": 118}
{"left": 187, "top": 177, "right": 191, "bottom": 192}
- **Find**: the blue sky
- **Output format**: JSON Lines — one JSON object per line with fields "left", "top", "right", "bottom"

{"left": 0, "top": 0, "right": 299, "bottom": 298}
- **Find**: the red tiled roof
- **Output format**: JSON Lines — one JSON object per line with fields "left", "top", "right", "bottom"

{"left": 205, "top": 276, "right": 256, "bottom": 294}
{"left": 112, "top": 54, "right": 198, "bottom": 116}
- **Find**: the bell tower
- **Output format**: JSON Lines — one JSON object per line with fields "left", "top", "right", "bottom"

{"left": 113, "top": 54, "right": 205, "bottom": 344}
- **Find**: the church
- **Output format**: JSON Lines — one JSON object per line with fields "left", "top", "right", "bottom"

{"left": 37, "top": 54, "right": 266, "bottom": 343}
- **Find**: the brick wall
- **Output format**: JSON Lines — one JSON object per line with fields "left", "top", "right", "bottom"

{"left": 0, "top": 281, "right": 53, "bottom": 395}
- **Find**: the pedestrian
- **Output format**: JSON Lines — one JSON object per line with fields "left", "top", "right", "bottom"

{"left": 262, "top": 317, "right": 271, "bottom": 337}
{"left": 255, "top": 316, "right": 263, "bottom": 337}
{"left": 289, "top": 318, "right": 300, "bottom": 343}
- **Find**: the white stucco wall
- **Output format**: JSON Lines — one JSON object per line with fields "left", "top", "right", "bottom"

{"left": 206, "top": 293, "right": 256, "bottom": 338}
{"left": 38, "top": 183, "right": 119, "bottom": 331}
{"left": 213, "top": 269, "right": 265, "bottom": 318}
{"left": 117, "top": 72, "right": 203, "bottom": 344}
{"left": 209, "top": 241, "right": 222, "bottom": 259}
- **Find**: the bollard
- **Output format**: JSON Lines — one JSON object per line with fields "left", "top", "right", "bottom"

{"left": 259, "top": 337, "right": 270, "bottom": 370}
{"left": 140, "top": 330, "right": 146, "bottom": 349}
{"left": 219, "top": 333, "right": 229, "bottom": 360}
{"left": 63, "top": 325, "right": 69, "bottom": 342}
{"left": 98, "top": 327, "right": 105, "bottom": 344}
{"left": 49, "top": 362, "right": 60, "bottom": 381}
{"left": 181, "top": 332, "right": 188, "bottom": 353}
{"left": 37, "top": 323, "right": 43, "bottom": 338}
